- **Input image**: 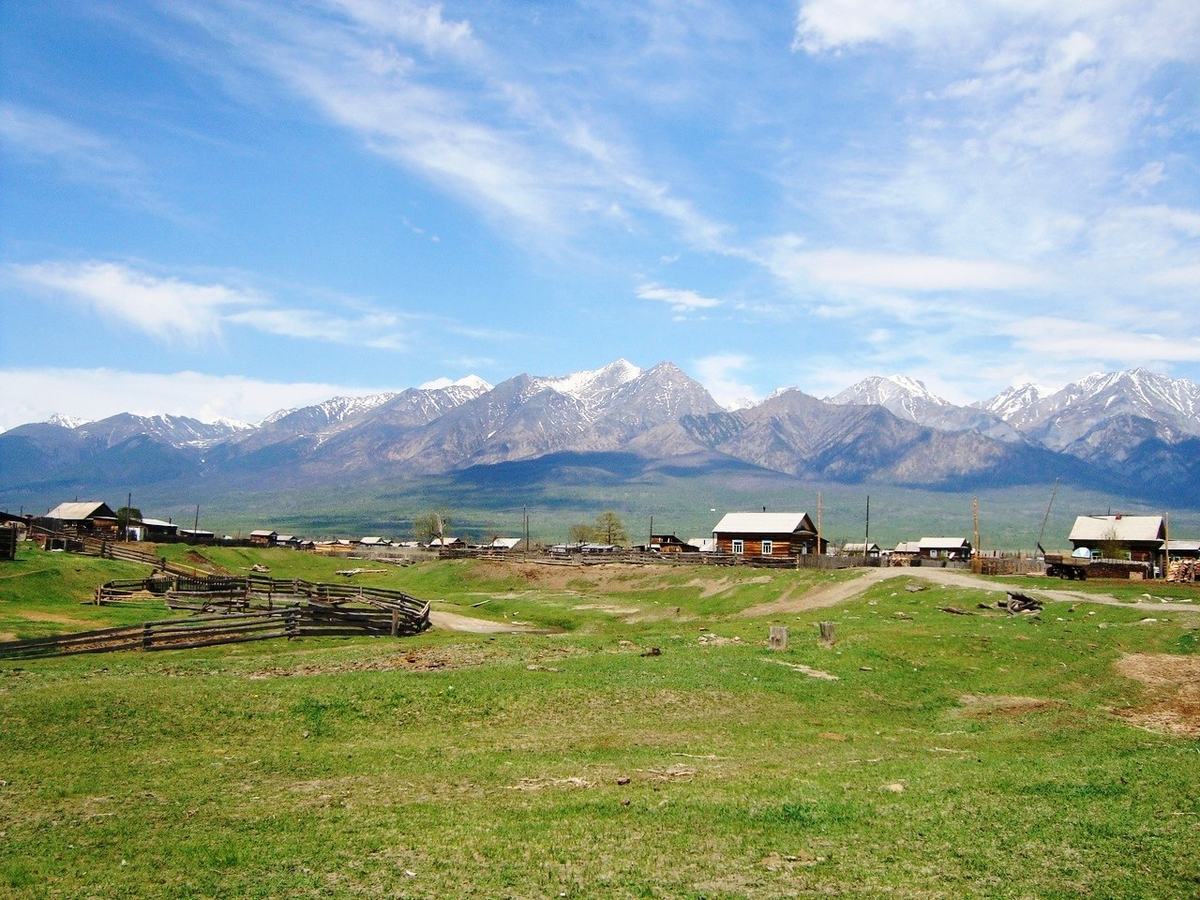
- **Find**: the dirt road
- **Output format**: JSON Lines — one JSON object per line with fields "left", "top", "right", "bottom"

{"left": 738, "top": 566, "right": 1199, "bottom": 617}
{"left": 428, "top": 609, "right": 541, "bottom": 633}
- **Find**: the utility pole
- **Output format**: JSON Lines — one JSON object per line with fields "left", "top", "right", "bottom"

{"left": 864, "top": 494, "right": 870, "bottom": 553}
{"left": 973, "top": 496, "right": 980, "bottom": 556}
{"left": 817, "top": 491, "right": 822, "bottom": 557}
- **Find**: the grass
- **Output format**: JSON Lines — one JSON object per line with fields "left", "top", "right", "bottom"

{"left": 1, "top": 543, "right": 1198, "bottom": 898}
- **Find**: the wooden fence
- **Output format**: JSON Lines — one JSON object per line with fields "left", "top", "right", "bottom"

{"left": 443, "top": 548, "right": 879, "bottom": 570}
{"left": 0, "top": 609, "right": 301, "bottom": 660}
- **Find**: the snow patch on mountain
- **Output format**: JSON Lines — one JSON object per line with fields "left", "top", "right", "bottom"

{"left": 826, "top": 375, "right": 953, "bottom": 423}
{"left": 420, "top": 375, "right": 493, "bottom": 392}
{"left": 45, "top": 413, "right": 92, "bottom": 429}
{"left": 540, "top": 359, "right": 642, "bottom": 403}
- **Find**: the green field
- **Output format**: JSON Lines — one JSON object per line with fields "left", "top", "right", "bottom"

{"left": 1, "top": 543, "right": 1198, "bottom": 898}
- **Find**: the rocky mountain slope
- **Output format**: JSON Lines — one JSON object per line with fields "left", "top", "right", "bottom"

{"left": 2, "top": 361, "right": 1197, "bottom": 507}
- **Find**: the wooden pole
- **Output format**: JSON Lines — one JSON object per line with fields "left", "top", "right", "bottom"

{"left": 769, "top": 626, "right": 788, "bottom": 651}
{"left": 819, "top": 621, "right": 836, "bottom": 647}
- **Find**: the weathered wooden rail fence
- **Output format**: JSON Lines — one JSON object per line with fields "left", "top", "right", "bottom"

{"left": 0, "top": 572, "right": 431, "bottom": 661}
{"left": 0, "top": 609, "right": 303, "bottom": 661}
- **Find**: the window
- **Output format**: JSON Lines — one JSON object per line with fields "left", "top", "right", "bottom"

{"left": 732, "top": 539, "right": 744, "bottom": 554}
{"left": 761, "top": 540, "right": 773, "bottom": 556}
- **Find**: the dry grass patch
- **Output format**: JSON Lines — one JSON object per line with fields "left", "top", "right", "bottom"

{"left": 1113, "top": 653, "right": 1200, "bottom": 737}
{"left": 957, "top": 694, "right": 1063, "bottom": 717}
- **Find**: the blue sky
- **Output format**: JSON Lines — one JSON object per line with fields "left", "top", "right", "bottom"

{"left": 2, "top": 0, "right": 1199, "bottom": 430}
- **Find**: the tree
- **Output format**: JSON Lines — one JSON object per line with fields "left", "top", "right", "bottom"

{"left": 413, "top": 511, "right": 452, "bottom": 543}
{"left": 569, "top": 511, "right": 628, "bottom": 546}
{"left": 1097, "top": 526, "right": 1127, "bottom": 561}
{"left": 115, "top": 506, "right": 142, "bottom": 537}
{"left": 595, "top": 510, "right": 627, "bottom": 546}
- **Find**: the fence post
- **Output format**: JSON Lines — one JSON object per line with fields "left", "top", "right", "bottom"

{"left": 819, "top": 621, "right": 836, "bottom": 648}
{"left": 391, "top": 609, "right": 400, "bottom": 637}
{"left": 769, "top": 626, "right": 788, "bottom": 651}
{"left": 141, "top": 622, "right": 153, "bottom": 651}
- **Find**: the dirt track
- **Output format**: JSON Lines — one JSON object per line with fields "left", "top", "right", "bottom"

{"left": 428, "top": 609, "right": 541, "bottom": 633}
{"left": 738, "top": 566, "right": 1200, "bottom": 617}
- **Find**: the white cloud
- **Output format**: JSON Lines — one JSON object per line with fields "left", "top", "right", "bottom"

{"left": 0, "top": 368, "right": 396, "bottom": 432}
{"left": 768, "top": 243, "right": 1046, "bottom": 292}
{"left": 164, "top": 2, "right": 730, "bottom": 253}
{"left": 693, "top": 353, "right": 760, "bottom": 408}
{"left": 637, "top": 282, "right": 721, "bottom": 317}
{"left": 10, "top": 261, "right": 247, "bottom": 344}
{"left": 1000, "top": 317, "right": 1200, "bottom": 365}
{"left": 8, "top": 260, "right": 409, "bottom": 350}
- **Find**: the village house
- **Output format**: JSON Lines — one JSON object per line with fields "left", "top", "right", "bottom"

{"left": 486, "top": 537, "right": 524, "bottom": 552}
{"left": 357, "top": 536, "right": 392, "bottom": 549}
{"left": 136, "top": 517, "right": 179, "bottom": 541}
{"left": 841, "top": 541, "right": 882, "bottom": 558}
{"left": 249, "top": 530, "right": 278, "bottom": 547}
{"left": 1069, "top": 515, "right": 1165, "bottom": 564}
{"left": 647, "top": 533, "right": 698, "bottom": 553}
{"left": 711, "top": 512, "right": 826, "bottom": 557}
{"left": 427, "top": 536, "right": 467, "bottom": 551}
{"left": 918, "top": 537, "right": 972, "bottom": 561}
{"left": 42, "top": 501, "right": 120, "bottom": 535}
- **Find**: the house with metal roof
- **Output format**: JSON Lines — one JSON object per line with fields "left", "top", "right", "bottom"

{"left": 918, "top": 537, "right": 972, "bottom": 561}
{"left": 842, "top": 541, "right": 882, "bottom": 557}
{"left": 137, "top": 517, "right": 179, "bottom": 540}
{"left": 1068, "top": 515, "right": 1165, "bottom": 563}
{"left": 42, "top": 501, "right": 119, "bottom": 534}
{"left": 711, "top": 511, "right": 825, "bottom": 558}
{"left": 1166, "top": 539, "right": 1200, "bottom": 559}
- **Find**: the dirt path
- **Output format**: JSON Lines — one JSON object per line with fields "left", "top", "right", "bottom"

{"left": 428, "top": 610, "right": 540, "bottom": 633}
{"left": 738, "top": 567, "right": 1199, "bottom": 617}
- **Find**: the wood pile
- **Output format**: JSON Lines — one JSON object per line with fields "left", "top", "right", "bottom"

{"left": 1167, "top": 559, "right": 1196, "bottom": 583}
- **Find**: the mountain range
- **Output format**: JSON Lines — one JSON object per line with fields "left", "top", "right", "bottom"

{"left": 2, "top": 362, "right": 1199, "bottom": 511}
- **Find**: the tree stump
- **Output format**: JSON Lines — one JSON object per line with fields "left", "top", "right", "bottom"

{"left": 819, "top": 621, "right": 836, "bottom": 647}
{"left": 769, "top": 626, "right": 788, "bottom": 651}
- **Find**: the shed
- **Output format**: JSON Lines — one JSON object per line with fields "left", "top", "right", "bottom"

{"left": 711, "top": 512, "right": 824, "bottom": 557}
{"left": 1166, "top": 540, "right": 1200, "bottom": 559}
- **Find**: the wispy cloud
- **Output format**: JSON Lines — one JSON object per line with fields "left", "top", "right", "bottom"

{"left": 768, "top": 243, "right": 1047, "bottom": 292}
{"left": 8, "top": 260, "right": 408, "bottom": 350}
{"left": 693, "top": 353, "right": 760, "bottom": 408}
{"left": 0, "top": 102, "right": 173, "bottom": 215}
{"left": 637, "top": 282, "right": 721, "bottom": 318}
{"left": 1000, "top": 317, "right": 1200, "bottom": 366}
{"left": 160, "top": 0, "right": 730, "bottom": 253}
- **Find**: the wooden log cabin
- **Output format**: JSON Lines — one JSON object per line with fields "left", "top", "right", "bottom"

{"left": 711, "top": 512, "right": 826, "bottom": 558}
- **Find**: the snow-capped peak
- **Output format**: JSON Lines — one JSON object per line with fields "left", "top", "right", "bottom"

{"left": 420, "top": 375, "right": 493, "bottom": 392}
{"left": 974, "top": 383, "right": 1048, "bottom": 422}
{"left": 826, "top": 375, "right": 952, "bottom": 422}
{"left": 541, "top": 359, "right": 642, "bottom": 402}
{"left": 46, "top": 413, "right": 91, "bottom": 429}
